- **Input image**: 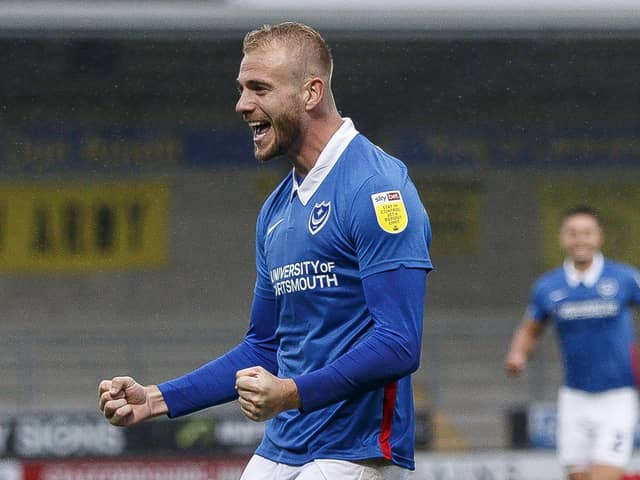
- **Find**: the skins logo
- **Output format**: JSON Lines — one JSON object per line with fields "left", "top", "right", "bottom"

{"left": 308, "top": 201, "right": 331, "bottom": 235}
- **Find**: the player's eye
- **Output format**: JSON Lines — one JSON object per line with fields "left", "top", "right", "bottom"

{"left": 253, "top": 85, "right": 268, "bottom": 95}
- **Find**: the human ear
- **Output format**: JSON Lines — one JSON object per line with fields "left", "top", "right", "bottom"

{"left": 304, "top": 78, "right": 324, "bottom": 111}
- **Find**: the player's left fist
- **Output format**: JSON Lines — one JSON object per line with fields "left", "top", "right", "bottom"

{"left": 235, "top": 366, "right": 300, "bottom": 422}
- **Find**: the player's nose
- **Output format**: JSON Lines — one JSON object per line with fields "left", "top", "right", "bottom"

{"left": 235, "top": 91, "right": 254, "bottom": 115}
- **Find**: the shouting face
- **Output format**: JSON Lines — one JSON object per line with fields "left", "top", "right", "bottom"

{"left": 236, "top": 44, "right": 306, "bottom": 162}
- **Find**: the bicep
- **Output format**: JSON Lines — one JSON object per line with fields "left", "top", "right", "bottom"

{"left": 362, "top": 266, "right": 428, "bottom": 332}
{"left": 245, "top": 293, "right": 278, "bottom": 351}
{"left": 361, "top": 266, "right": 428, "bottom": 362}
{"left": 254, "top": 209, "right": 275, "bottom": 299}
{"left": 525, "top": 281, "right": 550, "bottom": 323}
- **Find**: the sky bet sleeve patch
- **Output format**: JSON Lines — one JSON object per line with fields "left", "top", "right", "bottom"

{"left": 370, "top": 190, "right": 408, "bottom": 234}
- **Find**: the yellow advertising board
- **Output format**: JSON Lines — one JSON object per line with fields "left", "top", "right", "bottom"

{"left": 413, "top": 176, "right": 483, "bottom": 256}
{"left": 0, "top": 181, "right": 169, "bottom": 272}
{"left": 539, "top": 180, "right": 640, "bottom": 270}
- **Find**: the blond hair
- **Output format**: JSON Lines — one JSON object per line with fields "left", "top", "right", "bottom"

{"left": 242, "top": 22, "right": 333, "bottom": 81}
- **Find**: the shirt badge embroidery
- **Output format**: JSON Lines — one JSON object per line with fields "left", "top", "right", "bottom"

{"left": 370, "top": 190, "right": 408, "bottom": 234}
{"left": 597, "top": 278, "right": 619, "bottom": 298}
{"left": 308, "top": 201, "right": 331, "bottom": 235}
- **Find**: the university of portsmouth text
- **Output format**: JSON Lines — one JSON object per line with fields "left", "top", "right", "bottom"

{"left": 270, "top": 260, "right": 339, "bottom": 296}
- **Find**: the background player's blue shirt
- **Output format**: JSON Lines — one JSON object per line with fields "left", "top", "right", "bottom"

{"left": 528, "top": 254, "right": 640, "bottom": 392}
{"left": 254, "top": 119, "right": 432, "bottom": 468}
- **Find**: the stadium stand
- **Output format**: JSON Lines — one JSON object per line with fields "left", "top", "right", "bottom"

{"left": 0, "top": 36, "right": 639, "bottom": 452}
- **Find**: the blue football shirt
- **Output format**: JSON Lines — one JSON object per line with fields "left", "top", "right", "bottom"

{"left": 528, "top": 253, "right": 640, "bottom": 392}
{"left": 253, "top": 118, "right": 432, "bottom": 468}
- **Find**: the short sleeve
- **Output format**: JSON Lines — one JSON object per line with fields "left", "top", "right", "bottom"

{"left": 254, "top": 211, "right": 275, "bottom": 300}
{"left": 526, "top": 280, "right": 548, "bottom": 323}
{"left": 349, "top": 174, "right": 432, "bottom": 278}
{"left": 628, "top": 267, "right": 640, "bottom": 306}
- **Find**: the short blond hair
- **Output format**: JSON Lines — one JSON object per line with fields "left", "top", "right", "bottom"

{"left": 242, "top": 22, "right": 333, "bottom": 81}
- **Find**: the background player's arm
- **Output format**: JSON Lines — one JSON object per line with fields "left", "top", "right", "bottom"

{"left": 629, "top": 267, "right": 640, "bottom": 306}
{"left": 504, "top": 317, "right": 545, "bottom": 376}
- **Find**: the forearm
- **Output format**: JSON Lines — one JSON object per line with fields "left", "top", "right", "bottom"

{"left": 508, "top": 319, "right": 543, "bottom": 359}
{"left": 158, "top": 340, "right": 278, "bottom": 417}
{"left": 294, "top": 327, "right": 418, "bottom": 412}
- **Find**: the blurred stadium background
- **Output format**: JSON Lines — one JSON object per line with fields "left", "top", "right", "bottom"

{"left": 1, "top": 1, "right": 640, "bottom": 478}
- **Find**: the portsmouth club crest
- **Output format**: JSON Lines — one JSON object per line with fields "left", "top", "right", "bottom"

{"left": 308, "top": 201, "right": 331, "bottom": 235}
{"left": 597, "top": 278, "right": 619, "bottom": 298}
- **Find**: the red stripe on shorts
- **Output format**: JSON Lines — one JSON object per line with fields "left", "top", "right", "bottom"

{"left": 379, "top": 381, "right": 398, "bottom": 460}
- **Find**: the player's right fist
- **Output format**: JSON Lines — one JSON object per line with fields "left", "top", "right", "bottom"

{"left": 504, "top": 351, "right": 527, "bottom": 376}
{"left": 98, "top": 376, "right": 155, "bottom": 427}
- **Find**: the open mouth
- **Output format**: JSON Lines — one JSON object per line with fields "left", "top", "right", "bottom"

{"left": 248, "top": 121, "right": 272, "bottom": 142}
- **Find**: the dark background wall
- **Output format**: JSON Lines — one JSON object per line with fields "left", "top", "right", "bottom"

{"left": 1, "top": 36, "right": 639, "bottom": 448}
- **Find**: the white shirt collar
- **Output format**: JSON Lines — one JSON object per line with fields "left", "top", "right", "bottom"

{"left": 291, "top": 117, "right": 359, "bottom": 206}
{"left": 563, "top": 251, "right": 604, "bottom": 288}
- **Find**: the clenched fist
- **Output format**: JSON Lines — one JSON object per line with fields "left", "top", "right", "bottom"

{"left": 504, "top": 351, "right": 527, "bottom": 377}
{"left": 98, "top": 376, "right": 168, "bottom": 426}
{"left": 235, "top": 366, "right": 300, "bottom": 422}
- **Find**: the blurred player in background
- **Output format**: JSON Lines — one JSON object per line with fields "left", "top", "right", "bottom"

{"left": 505, "top": 206, "right": 640, "bottom": 480}
{"left": 99, "top": 22, "right": 432, "bottom": 480}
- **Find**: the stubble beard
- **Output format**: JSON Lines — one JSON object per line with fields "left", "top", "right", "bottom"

{"left": 255, "top": 108, "right": 303, "bottom": 163}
